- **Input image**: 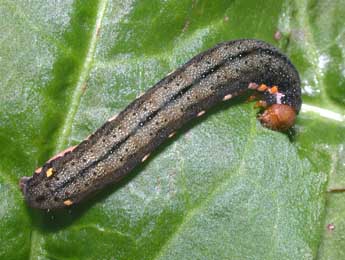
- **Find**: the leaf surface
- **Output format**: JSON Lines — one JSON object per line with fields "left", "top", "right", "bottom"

{"left": 0, "top": 0, "right": 344, "bottom": 259}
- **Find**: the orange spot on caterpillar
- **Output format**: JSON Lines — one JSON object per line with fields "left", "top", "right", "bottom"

{"left": 35, "top": 167, "right": 42, "bottom": 174}
{"left": 223, "top": 94, "right": 232, "bottom": 101}
{"left": 107, "top": 114, "right": 118, "bottom": 122}
{"left": 254, "top": 100, "right": 267, "bottom": 108}
{"left": 197, "top": 110, "right": 206, "bottom": 117}
{"left": 47, "top": 145, "right": 77, "bottom": 163}
{"left": 257, "top": 84, "right": 268, "bottom": 92}
{"left": 269, "top": 86, "right": 279, "bottom": 94}
{"left": 142, "top": 153, "right": 150, "bottom": 162}
{"left": 168, "top": 132, "right": 176, "bottom": 138}
{"left": 248, "top": 82, "right": 259, "bottom": 89}
{"left": 63, "top": 199, "right": 73, "bottom": 206}
{"left": 46, "top": 168, "right": 54, "bottom": 178}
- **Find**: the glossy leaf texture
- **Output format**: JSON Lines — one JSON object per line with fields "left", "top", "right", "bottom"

{"left": 0, "top": 0, "right": 344, "bottom": 259}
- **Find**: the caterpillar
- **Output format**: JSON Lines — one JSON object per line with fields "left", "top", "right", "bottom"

{"left": 20, "top": 39, "right": 301, "bottom": 210}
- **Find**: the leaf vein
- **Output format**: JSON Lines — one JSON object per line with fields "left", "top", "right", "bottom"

{"left": 55, "top": 0, "right": 109, "bottom": 152}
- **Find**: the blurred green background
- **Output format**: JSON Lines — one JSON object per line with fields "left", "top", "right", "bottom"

{"left": 1, "top": 0, "right": 345, "bottom": 259}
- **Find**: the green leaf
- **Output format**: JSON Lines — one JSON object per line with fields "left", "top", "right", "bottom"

{"left": 0, "top": 0, "right": 344, "bottom": 259}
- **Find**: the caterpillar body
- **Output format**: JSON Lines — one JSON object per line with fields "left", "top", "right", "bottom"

{"left": 20, "top": 39, "right": 301, "bottom": 209}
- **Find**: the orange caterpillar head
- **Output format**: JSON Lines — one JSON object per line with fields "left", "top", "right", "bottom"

{"left": 259, "top": 104, "right": 296, "bottom": 131}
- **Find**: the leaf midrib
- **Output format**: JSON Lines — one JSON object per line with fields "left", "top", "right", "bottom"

{"left": 54, "top": 0, "right": 109, "bottom": 153}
